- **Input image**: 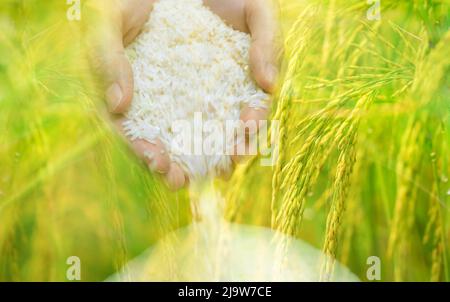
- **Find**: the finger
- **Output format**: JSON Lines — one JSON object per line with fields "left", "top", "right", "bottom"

{"left": 245, "top": 0, "right": 279, "bottom": 93}
{"left": 122, "top": 0, "right": 155, "bottom": 46}
{"left": 85, "top": 2, "right": 134, "bottom": 114}
{"left": 132, "top": 138, "right": 171, "bottom": 174}
{"left": 123, "top": 26, "right": 143, "bottom": 47}
{"left": 231, "top": 104, "right": 270, "bottom": 164}
{"left": 104, "top": 49, "right": 134, "bottom": 114}
{"left": 115, "top": 117, "right": 189, "bottom": 191}
{"left": 240, "top": 105, "right": 270, "bottom": 135}
{"left": 164, "top": 162, "right": 187, "bottom": 191}
{"left": 113, "top": 117, "right": 171, "bottom": 174}
{"left": 204, "top": 0, "right": 248, "bottom": 32}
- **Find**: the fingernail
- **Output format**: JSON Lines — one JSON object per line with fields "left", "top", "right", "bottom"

{"left": 145, "top": 151, "right": 167, "bottom": 174}
{"left": 106, "top": 83, "right": 123, "bottom": 112}
{"left": 144, "top": 151, "right": 158, "bottom": 171}
{"left": 144, "top": 151, "right": 155, "bottom": 161}
{"left": 148, "top": 161, "right": 159, "bottom": 173}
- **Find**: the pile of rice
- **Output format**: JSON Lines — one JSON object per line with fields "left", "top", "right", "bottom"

{"left": 123, "top": 0, "right": 268, "bottom": 178}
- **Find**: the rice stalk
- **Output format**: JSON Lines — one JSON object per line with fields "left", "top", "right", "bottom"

{"left": 275, "top": 120, "right": 336, "bottom": 236}
{"left": 320, "top": 94, "right": 372, "bottom": 281}
{"left": 0, "top": 132, "right": 101, "bottom": 214}
{"left": 423, "top": 117, "right": 448, "bottom": 282}
{"left": 339, "top": 167, "right": 360, "bottom": 266}
{"left": 424, "top": 184, "right": 445, "bottom": 282}
{"left": 386, "top": 117, "right": 424, "bottom": 281}
{"left": 102, "top": 143, "right": 130, "bottom": 280}
{"left": 271, "top": 5, "right": 318, "bottom": 227}
{"left": 224, "top": 155, "right": 259, "bottom": 222}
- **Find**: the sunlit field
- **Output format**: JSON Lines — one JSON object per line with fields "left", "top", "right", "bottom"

{"left": 0, "top": 0, "right": 449, "bottom": 281}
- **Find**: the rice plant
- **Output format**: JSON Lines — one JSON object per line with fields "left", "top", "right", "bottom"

{"left": 0, "top": 0, "right": 449, "bottom": 281}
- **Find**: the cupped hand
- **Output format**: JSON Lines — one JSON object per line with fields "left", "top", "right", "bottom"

{"left": 87, "top": 0, "right": 279, "bottom": 190}
{"left": 204, "top": 0, "right": 280, "bottom": 165}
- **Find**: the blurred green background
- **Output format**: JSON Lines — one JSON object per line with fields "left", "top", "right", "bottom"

{"left": 0, "top": 0, "right": 449, "bottom": 281}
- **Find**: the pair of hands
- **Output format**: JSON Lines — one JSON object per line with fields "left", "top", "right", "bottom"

{"left": 88, "top": 0, "right": 279, "bottom": 190}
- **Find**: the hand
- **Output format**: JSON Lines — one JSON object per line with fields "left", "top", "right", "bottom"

{"left": 87, "top": 0, "right": 280, "bottom": 190}
{"left": 87, "top": 0, "right": 186, "bottom": 190}
{"left": 203, "top": 0, "right": 280, "bottom": 164}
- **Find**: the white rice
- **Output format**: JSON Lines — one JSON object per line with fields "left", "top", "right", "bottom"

{"left": 123, "top": 0, "right": 268, "bottom": 178}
